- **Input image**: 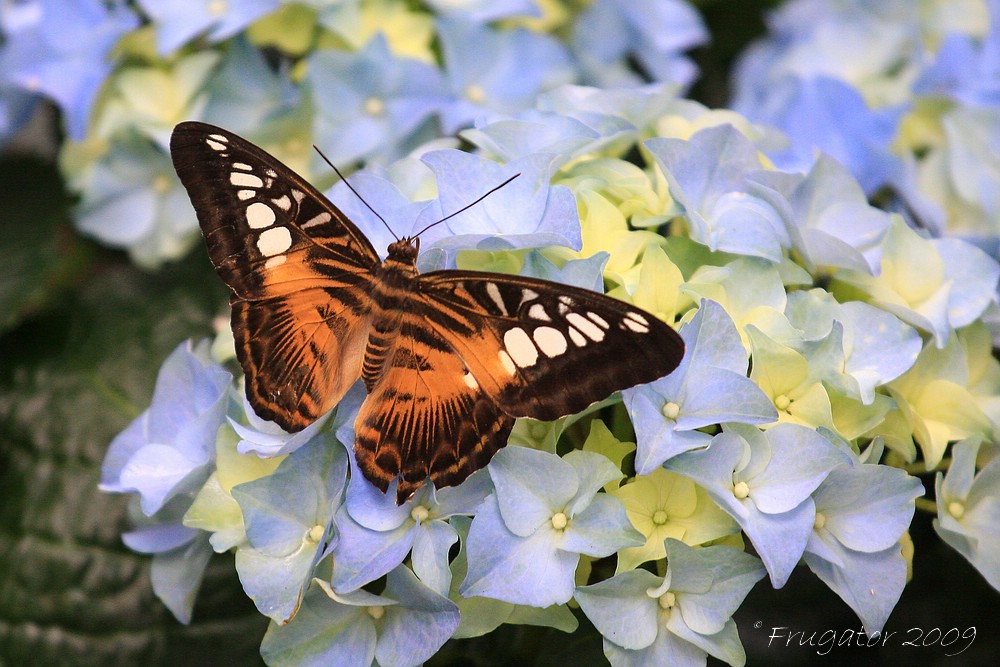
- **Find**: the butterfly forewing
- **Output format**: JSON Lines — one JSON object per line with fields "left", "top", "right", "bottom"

{"left": 170, "top": 122, "right": 380, "bottom": 429}
{"left": 416, "top": 272, "right": 685, "bottom": 421}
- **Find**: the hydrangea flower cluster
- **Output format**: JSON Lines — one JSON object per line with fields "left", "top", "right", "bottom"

{"left": 732, "top": 0, "right": 1000, "bottom": 249}
{"left": 6, "top": 1, "right": 994, "bottom": 666}
{"left": 0, "top": 0, "right": 705, "bottom": 267}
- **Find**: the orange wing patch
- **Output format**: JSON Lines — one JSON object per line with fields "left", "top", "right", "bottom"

{"left": 354, "top": 311, "right": 513, "bottom": 503}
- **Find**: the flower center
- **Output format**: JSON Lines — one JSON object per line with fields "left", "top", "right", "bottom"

{"left": 364, "top": 96, "right": 385, "bottom": 116}
{"left": 652, "top": 509, "right": 669, "bottom": 525}
{"left": 465, "top": 84, "right": 487, "bottom": 103}
{"left": 658, "top": 591, "right": 676, "bottom": 609}
{"left": 774, "top": 394, "right": 791, "bottom": 411}
{"left": 529, "top": 422, "right": 548, "bottom": 440}
{"left": 551, "top": 512, "right": 568, "bottom": 530}
{"left": 367, "top": 605, "right": 385, "bottom": 620}
{"left": 661, "top": 401, "right": 680, "bottom": 420}
{"left": 306, "top": 524, "right": 325, "bottom": 544}
{"left": 411, "top": 505, "right": 430, "bottom": 523}
{"left": 813, "top": 512, "right": 826, "bottom": 530}
{"left": 152, "top": 175, "right": 171, "bottom": 194}
{"left": 948, "top": 501, "right": 965, "bottom": 519}
{"left": 207, "top": 0, "right": 228, "bottom": 17}
{"left": 733, "top": 481, "right": 750, "bottom": 499}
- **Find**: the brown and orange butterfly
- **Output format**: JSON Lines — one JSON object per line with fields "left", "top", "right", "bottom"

{"left": 170, "top": 121, "right": 684, "bottom": 503}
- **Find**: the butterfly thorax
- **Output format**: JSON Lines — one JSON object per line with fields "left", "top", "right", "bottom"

{"left": 375, "top": 237, "right": 421, "bottom": 302}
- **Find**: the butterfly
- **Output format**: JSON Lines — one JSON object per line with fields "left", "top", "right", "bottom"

{"left": 170, "top": 121, "right": 685, "bottom": 503}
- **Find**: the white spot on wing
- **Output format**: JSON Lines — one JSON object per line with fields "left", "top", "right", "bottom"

{"left": 533, "top": 327, "right": 567, "bottom": 357}
{"left": 237, "top": 190, "right": 255, "bottom": 200}
{"left": 528, "top": 304, "right": 551, "bottom": 322}
{"left": 257, "top": 226, "right": 292, "bottom": 256}
{"left": 626, "top": 312, "right": 649, "bottom": 327}
{"left": 568, "top": 327, "right": 587, "bottom": 347}
{"left": 623, "top": 313, "right": 650, "bottom": 333}
{"left": 498, "top": 350, "right": 517, "bottom": 375}
{"left": 587, "top": 312, "right": 610, "bottom": 329}
{"left": 567, "top": 312, "right": 605, "bottom": 342}
{"left": 264, "top": 255, "right": 286, "bottom": 269}
{"left": 208, "top": 133, "right": 228, "bottom": 143}
{"left": 246, "top": 202, "right": 275, "bottom": 229}
{"left": 232, "top": 162, "right": 252, "bottom": 171}
{"left": 301, "top": 212, "right": 332, "bottom": 229}
{"left": 206, "top": 139, "right": 226, "bottom": 151}
{"left": 486, "top": 282, "right": 508, "bottom": 316}
{"left": 291, "top": 189, "right": 306, "bottom": 203}
{"left": 463, "top": 372, "right": 478, "bottom": 389}
{"left": 231, "top": 172, "right": 263, "bottom": 188}
{"left": 503, "top": 328, "right": 538, "bottom": 367}
{"left": 272, "top": 195, "right": 291, "bottom": 211}
{"left": 519, "top": 289, "right": 540, "bottom": 307}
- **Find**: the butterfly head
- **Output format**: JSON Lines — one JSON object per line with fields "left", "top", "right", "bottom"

{"left": 387, "top": 236, "right": 420, "bottom": 263}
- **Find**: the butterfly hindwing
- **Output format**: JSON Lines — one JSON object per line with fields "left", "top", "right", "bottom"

{"left": 354, "top": 307, "right": 514, "bottom": 503}
{"left": 170, "top": 122, "right": 379, "bottom": 429}
{"left": 415, "top": 271, "right": 685, "bottom": 421}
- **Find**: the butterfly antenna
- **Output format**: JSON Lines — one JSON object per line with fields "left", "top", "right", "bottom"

{"left": 313, "top": 145, "right": 398, "bottom": 241}
{"left": 412, "top": 173, "right": 520, "bottom": 239}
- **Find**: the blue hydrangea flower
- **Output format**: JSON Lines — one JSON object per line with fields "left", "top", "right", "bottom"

{"left": 412, "top": 149, "right": 582, "bottom": 254}
{"left": 100, "top": 340, "right": 231, "bottom": 516}
{"left": 934, "top": 437, "right": 1000, "bottom": 589}
{"left": 122, "top": 500, "right": 213, "bottom": 624}
{"left": 804, "top": 457, "right": 923, "bottom": 634}
{"left": 575, "top": 539, "right": 766, "bottom": 667}
{"left": 308, "top": 35, "right": 448, "bottom": 166}
{"left": 261, "top": 566, "right": 459, "bottom": 667}
{"left": 738, "top": 75, "right": 905, "bottom": 196}
{"left": 912, "top": 6, "right": 1000, "bottom": 109}
{"left": 436, "top": 19, "right": 574, "bottom": 134}
{"left": 331, "top": 467, "right": 492, "bottom": 595}
{"left": 100, "top": 340, "right": 230, "bottom": 623}
{"left": 664, "top": 422, "right": 852, "bottom": 587}
{"left": 72, "top": 134, "right": 203, "bottom": 268}
{"left": 461, "top": 446, "right": 643, "bottom": 607}
{"left": 447, "top": 515, "right": 580, "bottom": 639}
{"left": 200, "top": 36, "right": 299, "bottom": 135}
{"left": 624, "top": 299, "right": 777, "bottom": 474}
{"left": 423, "top": 0, "right": 539, "bottom": 23}
{"left": 571, "top": 0, "right": 707, "bottom": 87}
{"left": 835, "top": 217, "right": 1000, "bottom": 347}
{"left": 539, "top": 82, "right": 683, "bottom": 141}
{"left": 0, "top": 0, "right": 138, "bottom": 139}
{"left": 783, "top": 290, "right": 921, "bottom": 405}
{"left": 232, "top": 434, "right": 349, "bottom": 623}
{"left": 646, "top": 125, "right": 790, "bottom": 263}
{"left": 137, "top": 0, "right": 278, "bottom": 54}
{"left": 461, "top": 108, "right": 634, "bottom": 165}
{"left": 750, "top": 155, "right": 892, "bottom": 274}
{"left": 519, "top": 249, "right": 608, "bottom": 292}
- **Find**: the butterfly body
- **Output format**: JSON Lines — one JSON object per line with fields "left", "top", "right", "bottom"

{"left": 170, "top": 122, "right": 684, "bottom": 503}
